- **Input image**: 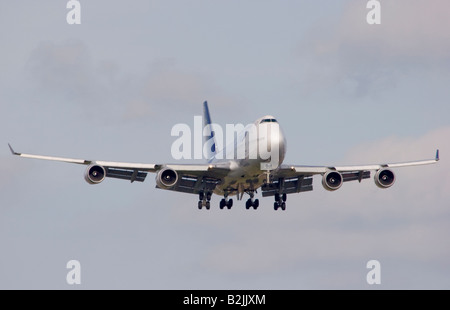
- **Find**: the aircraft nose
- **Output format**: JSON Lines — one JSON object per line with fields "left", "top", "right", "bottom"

{"left": 272, "top": 123, "right": 286, "bottom": 150}
{"left": 258, "top": 122, "right": 286, "bottom": 167}
{"left": 277, "top": 125, "right": 287, "bottom": 162}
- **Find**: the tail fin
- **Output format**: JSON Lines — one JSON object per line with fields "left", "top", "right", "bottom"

{"left": 203, "top": 101, "right": 217, "bottom": 161}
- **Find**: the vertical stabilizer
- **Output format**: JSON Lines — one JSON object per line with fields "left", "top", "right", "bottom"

{"left": 203, "top": 101, "right": 217, "bottom": 161}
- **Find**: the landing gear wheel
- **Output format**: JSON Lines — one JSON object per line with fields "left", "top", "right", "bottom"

{"left": 198, "top": 191, "right": 212, "bottom": 210}
{"left": 227, "top": 199, "right": 233, "bottom": 209}
{"left": 245, "top": 190, "right": 258, "bottom": 210}
{"left": 275, "top": 193, "right": 280, "bottom": 202}
{"left": 274, "top": 193, "right": 287, "bottom": 211}
{"left": 245, "top": 199, "right": 251, "bottom": 210}
{"left": 245, "top": 198, "right": 259, "bottom": 210}
{"left": 253, "top": 199, "right": 259, "bottom": 209}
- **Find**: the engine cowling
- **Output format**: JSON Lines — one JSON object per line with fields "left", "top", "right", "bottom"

{"left": 84, "top": 164, "right": 106, "bottom": 184}
{"left": 156, "top": 168, "right": 178, "bottom": 189}
{"left": 322, "top": 171, "right": 343, "bottom": 191}
{"left": 374, "top": 169, "right": 395, "bottom": 189}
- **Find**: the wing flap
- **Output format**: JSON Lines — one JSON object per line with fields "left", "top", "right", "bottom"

{"left": 106, "top": 168, "right": 147, "bottom": 183}
{"left": 261, "top": 176, "right": 313, "bottom": 197}
{"left": 156, "top": 174, "right": 221, "bottom": 195}
{"left": 342, "top": 171, "right": 371, "bottom": 182}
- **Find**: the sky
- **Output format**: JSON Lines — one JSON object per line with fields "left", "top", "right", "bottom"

{"left": 1, "top": 0, "right": 449, "bottom": 289}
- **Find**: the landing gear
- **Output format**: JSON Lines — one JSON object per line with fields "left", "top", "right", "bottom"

{"left": 273, "top": 193, "right": 287, "bottom": 211}
{"left": 220, "top": 198, "right": 233, "bottom": 209}
{"left": 198, "top": 191, "right": 212, "bottom": 210}
{"left": 245, "top": 191, "right": 259, "bottom": 210}
{"left": 273, "top": 201, "right": 286, "bottom": 211}
{"left": 246, "top": 198, "right": 259, "bottom": 209}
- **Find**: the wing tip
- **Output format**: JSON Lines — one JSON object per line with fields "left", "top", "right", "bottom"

{"left": 8, "top": 143, "right": 20, "bottom": 156}
{"left": 436, "top": 149, "right": 440, "bottom": 161}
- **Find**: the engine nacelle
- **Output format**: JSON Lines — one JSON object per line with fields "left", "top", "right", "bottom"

{"left": 374, "top": 169, "right": 395, "bottom": 189}
{"left": 322, "top": 170, "right": 343, "bottom": 191}
{"left": 84, "top": 164, "right": 106, "bottom": 184}
{"left": 156, "top": 168, "right": 178, "bottom": 189}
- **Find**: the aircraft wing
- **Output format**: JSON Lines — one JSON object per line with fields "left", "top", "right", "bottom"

{"left": 261, "top": 150, "right": 439, "bottom": 197}
{"left": 285, "top": 149, "right": 439, "bottom": 174}
{"left": 8, "top": 144, "right": 229, "bottom": 190}
{"left": 9, "top": 143, "right": 158, "bottom": 175}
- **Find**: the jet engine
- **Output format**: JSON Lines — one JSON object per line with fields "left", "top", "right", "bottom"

{"left": 84, "top": 164, "right": 106, "bottom": 184}
{"left": 156, "top": 168, "right": 178, "bottom": 189}
{"left": 322, "top": 170, "right": 343, "bottom": 191}
{"left": 374, "top": 169, "right": 395, "bottom": 189}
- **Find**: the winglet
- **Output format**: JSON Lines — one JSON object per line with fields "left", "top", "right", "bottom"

{"left": 436, "top": 149, "right": 440, "bottom": 161}
{"left": 8, "top": 143, "right": 20, "bottom": 156}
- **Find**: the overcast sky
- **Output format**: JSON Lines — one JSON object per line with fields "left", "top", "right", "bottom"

{"left": 1, "top": 0, "right": 449, "bottom": 289}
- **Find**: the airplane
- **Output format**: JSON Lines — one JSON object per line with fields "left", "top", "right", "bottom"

{"left": 9, "top": 101, "right": 439, "bottom": 211}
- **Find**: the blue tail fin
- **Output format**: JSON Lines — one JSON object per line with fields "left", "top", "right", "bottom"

{"left": 203, "top": 101, "right": 217, "bottom": 161}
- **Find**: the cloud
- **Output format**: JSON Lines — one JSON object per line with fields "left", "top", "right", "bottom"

{"left": 121, "top": 60, "right": 238, "bottom": 121}
{"left": 122, "top": 66, "right": 215, "bottom": 120}
{"left": 25, "top": 40, "right": 235, "bottom": 122}
{"left": 26, "top": 40, "right": 96, "bottom": 99}
{"left": 326, "top": 0, "right": 450, "bottom": 59}
{"left": 298, "top": 0, "right": 450, "bottom": 98}
{"left": 0, "top": 154, "right": 31, "bottom": 190}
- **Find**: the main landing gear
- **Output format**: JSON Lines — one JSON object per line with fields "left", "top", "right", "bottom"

{"left": 198, "top": 191, "right": 286, "bottom": 211}
{"left": 198, "top": 191, "right": 212, "bottom": 210}
{"left": 219, "top": 197, "right": 233, "bottom": 209}
{"left": 245, "top": 191, "right": 259, "bottom": 210}
{"left": 274, "top": 193, "right": 287, "bottom": 211}
{"left": 198, "top": 191, "right": 233, "bottom": 210}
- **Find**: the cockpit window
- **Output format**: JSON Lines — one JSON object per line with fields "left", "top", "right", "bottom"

{"left": 260, "top": 118, "right": 277, "bottom": 124}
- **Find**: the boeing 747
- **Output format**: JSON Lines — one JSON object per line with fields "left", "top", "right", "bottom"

{"left": 9, "top": 102, "right": 439, "bottom": 211}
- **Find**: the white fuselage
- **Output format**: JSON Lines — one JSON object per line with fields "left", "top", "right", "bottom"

{"left": 212, "top": 116, "right": 286, "bottom": 197}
